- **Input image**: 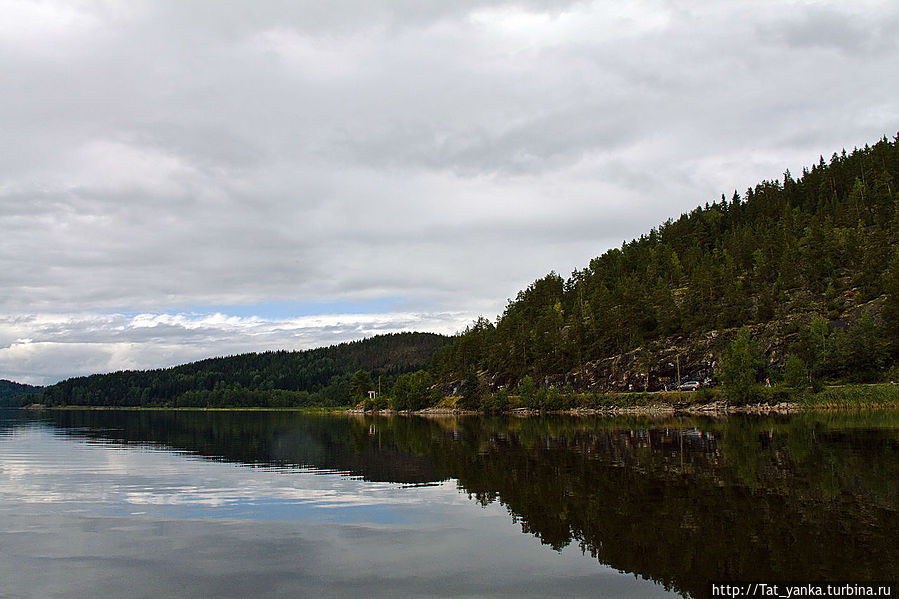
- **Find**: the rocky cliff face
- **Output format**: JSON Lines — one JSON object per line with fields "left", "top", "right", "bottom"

{"left": 555, "top": 327, "right": 770, "bottom": 392}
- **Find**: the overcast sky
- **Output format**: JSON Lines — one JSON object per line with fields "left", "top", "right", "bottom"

{"left": 2, "top": 0, "right": 898, "bottom": 385}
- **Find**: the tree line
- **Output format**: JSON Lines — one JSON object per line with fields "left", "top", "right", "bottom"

{"left": 40, "top": 332, "right": 450, "bottom": 408}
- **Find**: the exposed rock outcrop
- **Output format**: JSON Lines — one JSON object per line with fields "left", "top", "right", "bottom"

{"left": 490, "top": 297, "right": 883, "bottom": 393}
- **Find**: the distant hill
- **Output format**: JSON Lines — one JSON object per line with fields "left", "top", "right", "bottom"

{"left": 0, "top": 380, "right": 43, "bottom": 407}
{"left": 41, "top": 332, "right": 451, "bottom": 408}
{"left": 433, "top": 134, "right": 899, "bottom": 391}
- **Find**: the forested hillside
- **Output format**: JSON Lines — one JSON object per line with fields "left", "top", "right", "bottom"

{"left": 434, "top": 135, "right": 899, "bottom": 391}
{"left": 0, "top": 380, "right": 43, "bottom": 407}
{"left": 41, "top": 332, "right": 450, "bottom": 407}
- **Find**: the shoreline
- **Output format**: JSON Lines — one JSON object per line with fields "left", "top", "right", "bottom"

{"left": 16, "top": 402, "right": 897, "bottom": 416}
{"left": 345, "top": 401, "right": 895, "bottom": 417}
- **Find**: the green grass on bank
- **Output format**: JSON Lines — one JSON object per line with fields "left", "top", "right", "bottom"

{"left": 796, "top": 384, "right": 899, "bottom": 409}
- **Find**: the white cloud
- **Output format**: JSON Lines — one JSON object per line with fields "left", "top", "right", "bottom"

{"left": 0, "top": 0, "right": 104, "bottom": 54}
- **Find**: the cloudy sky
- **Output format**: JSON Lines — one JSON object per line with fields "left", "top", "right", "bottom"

{"left": 2, "top": 0, "right": 898, "bottom": 385}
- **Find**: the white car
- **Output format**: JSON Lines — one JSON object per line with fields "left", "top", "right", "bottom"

{"left": 678, "top": 380, "right": 701, "bottom": 391}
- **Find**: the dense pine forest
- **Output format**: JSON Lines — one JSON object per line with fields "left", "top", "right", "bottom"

{"left": 40, "top": 332, "right": 449, "bottom": 408}
{"left": 433, "top": 134, "right": 899, "bottom": 394}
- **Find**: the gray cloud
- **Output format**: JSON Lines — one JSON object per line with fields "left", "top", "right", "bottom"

{"left": 757, "top": 4, "right": 899, "bottom": 54}
{"left": 2, "top": 0, "right": 898, "bottom": 383}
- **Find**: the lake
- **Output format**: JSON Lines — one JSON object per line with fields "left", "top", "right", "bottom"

{"left": 1, "top": 408, "right": 897, "bottom": 598}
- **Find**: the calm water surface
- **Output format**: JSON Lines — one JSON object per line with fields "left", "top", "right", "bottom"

{"left": 1, "top": 409, "right": 897, "bottom": 598}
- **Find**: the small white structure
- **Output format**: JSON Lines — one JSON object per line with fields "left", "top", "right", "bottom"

{"left": 367, "top": 390, "right": 377, "bottom": 399}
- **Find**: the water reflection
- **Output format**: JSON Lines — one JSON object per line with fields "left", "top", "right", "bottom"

{"left": 5, "top": 409, "right": 899, "bottom": 598}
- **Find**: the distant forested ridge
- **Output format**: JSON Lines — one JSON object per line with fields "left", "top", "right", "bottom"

{"left": 434, "top": 134, "right": 899, "bottom": 393}
{"left": 41, "top": 332, "right": 450, "bottom": 408}
{"left": 0, "top": 380, "right": 43, "bottom": 407}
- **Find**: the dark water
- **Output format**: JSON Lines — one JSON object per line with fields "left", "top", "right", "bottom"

{"left": 1, "top": 409, "right": 897, "bottom": 598}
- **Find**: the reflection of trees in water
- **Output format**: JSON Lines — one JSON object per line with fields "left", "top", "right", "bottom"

{"left": 438, "top": 417, "right": 899, "bottom": 599}
{"left": 0, "top": 408, "right": 33, "bottom": 437}
{"left": 38, "top": 410, "right": 448, "bottom": 484}
{"left": 30, "top": 410, "right": 899, "bottom": 599}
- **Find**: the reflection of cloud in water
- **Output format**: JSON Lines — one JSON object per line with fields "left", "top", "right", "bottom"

{"left": 0, "top": 424, "right": 457, "bottom": 518}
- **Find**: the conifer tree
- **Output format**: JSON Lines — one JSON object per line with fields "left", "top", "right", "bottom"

{"left": 720, "top": 327, "right": 761, "bottom": 404}
{"left": 458, "top": 367, "right": 482, "bottom": 410}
